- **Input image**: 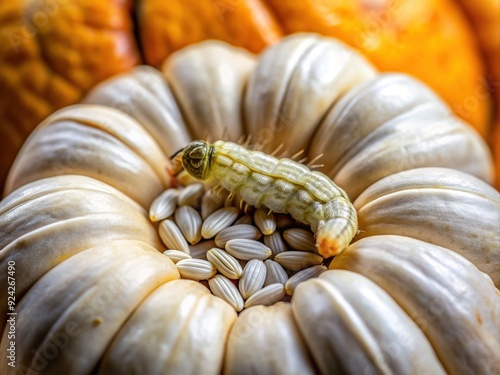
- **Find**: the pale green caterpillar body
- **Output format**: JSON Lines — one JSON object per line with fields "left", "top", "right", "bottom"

{"left": 173, "top": 140, "right": 358, "bottom": 257}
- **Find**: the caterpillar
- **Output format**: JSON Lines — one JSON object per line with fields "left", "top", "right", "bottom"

{"left": 171, "top": 140, "right": 358, "bottom": 257}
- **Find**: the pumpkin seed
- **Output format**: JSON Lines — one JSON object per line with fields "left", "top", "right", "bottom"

{"left": 163, "top": 249, "right": 192, "bottom": 264}
{"left": 285, "top": 265, "right": 327, "bottom": 295}
{"left": 149, "top": 189, "right": 179, "bottom": 222}
{"left": 254, "top": 207, "right": 276, "bottom": 235}
{"left": 189, "top": 240, "right": 216, "bottom": 260}
{"left": 225, "top": 239, "right": 272, "bottom": 261}
{"left": 283, "top": 228, "right": 316, "bottom": 252}
{"left": 244, "top": 283, "right": 285, "bottom": 308}
{"left": 274, "top": 251, "right": 323, "bottom": 271}
{"left": 202, "top": 207, "right": 239, "bottom": 239}
{"left": 201, "top": 188, "right": 228, "bottom": 219}
{"left": 174, "top": 205, "right": 202, "bottom": 244}
{"left": 264, "top": 259, "right": 289, "bottom": 286}
{"left": 214, "top": 224, "right": 262, "bottom": 248}
{"left": 239, "top": 260, "right": 267, "bottom": 299}
{"left": 177, "top": 182, "right": 204, "bottom": 207}
{"left": 176, "top": 259, "right": 217, "bottom": 280}
{"left": 207, "top": 248, "right": 243, "bottom": 279}
{"left": 264, "top": 231, "right": 288, "bottom": 256}
{"left": 159, "top": 220, "right": 190, "bottom": 254}
{"left": 209, "top": 274, "right": 244, "bottom": 312}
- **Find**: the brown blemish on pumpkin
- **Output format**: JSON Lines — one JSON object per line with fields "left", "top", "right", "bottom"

{"left": 93, "top": 317, "right": 103, "bottom": 326}
{"left": 476, "top": 310, "right": 483, "bottom": 325}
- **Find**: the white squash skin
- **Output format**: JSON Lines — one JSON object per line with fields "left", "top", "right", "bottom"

{"left": 309, "top": 74, "right": 493, "bottom": 199}
{"left": 354, "top": 168, "right": 500, "bottom": 285}
{"left": 0, "top": 176, "right": 155, "bottom": 247}
{"left": 83, "top": 66, "right": 191, "bottom": 156}
{"left": 99, "top": 280, "right": 236, "bottom": 375}
{"left": 0, "top": 240, "right": 180, "bottom": 375}
{"left": 309, "top": 73, "right": 447, "bottom": 174}
{"left": 163, "top": 41, "right": 256, "bottom": 143}
{"left": 0, "top": 176, "right": 161, "bottom": 328}
{"left": 292, "top": 270, "right": 446, "bottom": 375}
{"left": 244, "top": 33, "right": 377, "bottom": 154}
{"left": 334, "top": 114, "right": 493, "bottom": 199}
{"left": 224, "top": 302, "right": 316, "bottom": 375}
{"left": 1, "top": 184, "right": 145, "bottom": 250}
{"left": 5, "top": 105, "right": 172, "bottom": 208}
{"left": 0, "top": 173, "right": 140, "bottom": 212}
{"left": 0, "top": 35, "right": 497, "bottom": 374}
{"left": 330, "top": 236, "right": 500, "bottom": 375}
{"left": 354, "top": 167, "right": 500, "bottom": 204}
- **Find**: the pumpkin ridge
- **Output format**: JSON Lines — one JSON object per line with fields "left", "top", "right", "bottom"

{"left": 268, "top": 35, "right": 321, "bottom": 132}
{"left": 305, "top": 277, "right": 393, "bottom": 372}
{"left": 0, "top": 211, "right": 159, "bottom": 288}
{"left": 352, "top": 168, "right": 500, "bottom": 210}
{"left": 5, "top": 241, "right": 178, "bottom": 374}
{"left": 0, "top": 187, "right": 147, "bottom": 222}
{"left": 328, "top": 103, "right": 449, "bottom": 177}
{"left": 331, "top": 237, "right": 500, "bottom": 374}
{"left": 165, "top": 290, "right": 217, "bottom": 368}
{"left": 356, "top": 185, "right": 500, "bottom": 209}
{"left": 45, "top": 115, "right": 170, "bottom": 185}
{"left": 156, "top": 290, "right": 205, "bottom": 367}
{"left": 0, "top": 184, "right": 141, "bottom": 216}
{"left": 307, "top": 76, "right": 431, "bottom": 174}
{"left": 335, "top": 123, "right": 493, "bottom": 199}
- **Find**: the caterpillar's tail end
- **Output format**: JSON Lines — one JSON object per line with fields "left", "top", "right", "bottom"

{"left": 316, "top": 218, "right": 357, "bottom": 258}
{"left": 317, "top": 236, "right": 347, "bottom": 258}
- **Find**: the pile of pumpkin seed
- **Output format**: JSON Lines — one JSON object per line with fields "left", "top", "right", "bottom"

{"left": 149, "top": 182, "right": 328, "bottom": 312}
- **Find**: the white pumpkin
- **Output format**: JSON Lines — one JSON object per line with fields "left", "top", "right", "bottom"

{"left": 1, "top": 34, "right": 498, "bottom": 375}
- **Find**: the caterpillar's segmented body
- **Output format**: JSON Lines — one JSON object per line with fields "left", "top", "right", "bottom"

{"left": 173, "top": 140, "right": 358, "bottom": 257}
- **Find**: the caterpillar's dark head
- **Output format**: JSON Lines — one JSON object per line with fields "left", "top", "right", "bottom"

{"left": 171, "top": 140, "right": 213, "bottom": 181}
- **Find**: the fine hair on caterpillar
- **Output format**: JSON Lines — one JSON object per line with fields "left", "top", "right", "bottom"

{"left": 171, "top": 139, "right": 358, "bottom": 257}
